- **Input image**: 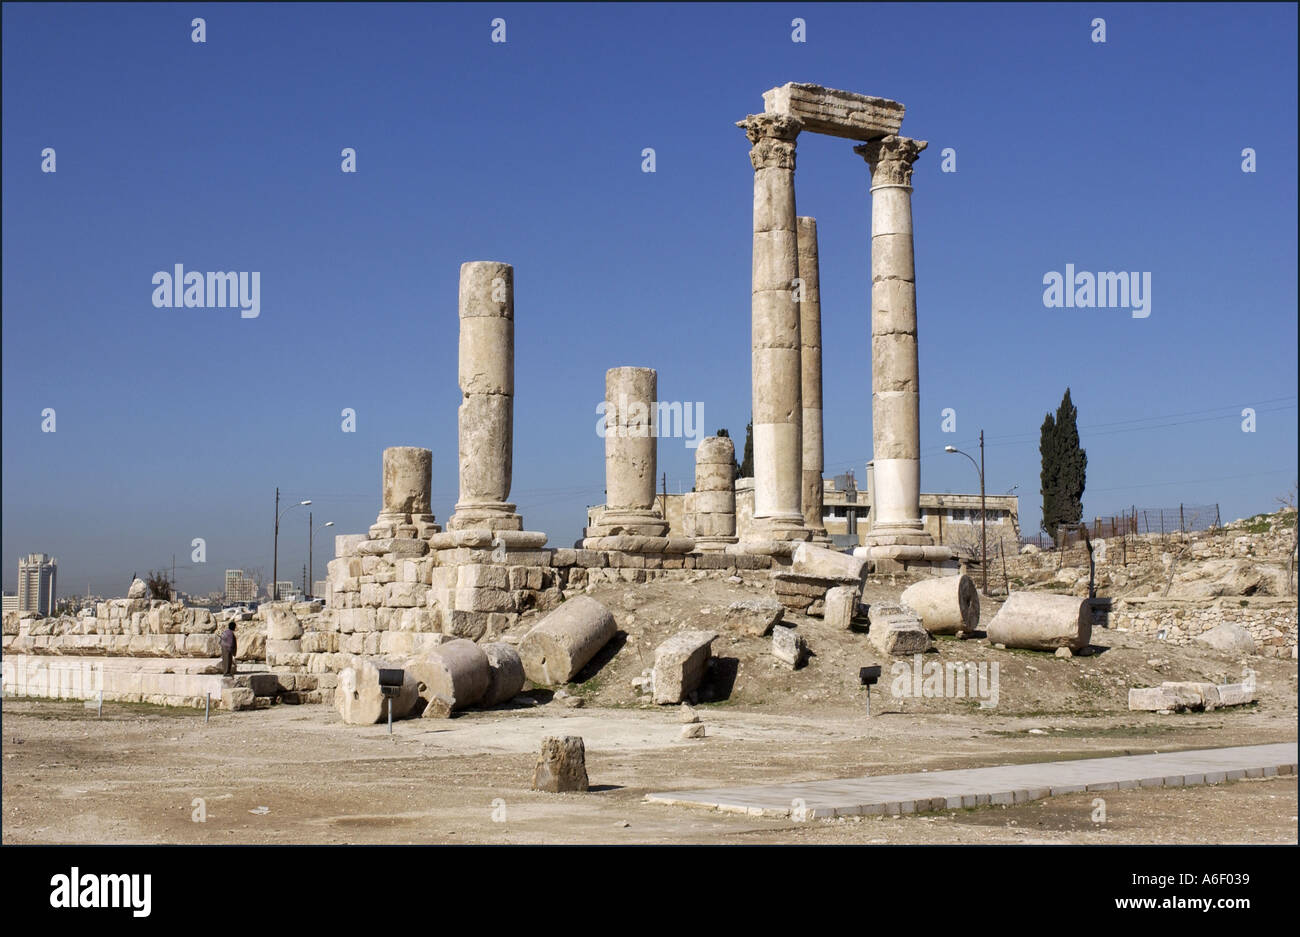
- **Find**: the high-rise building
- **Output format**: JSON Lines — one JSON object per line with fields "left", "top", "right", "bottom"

{"left": 274, "top": 580, "right": 295, "bottom": 600}
{"left": 18, "top": 553, "right": 57, "bottom": 616}
{"left": 2, "top": 593, "right": 18, "bottom": 615}
{"left": 223, "top": 569, "right": 256, "bottom": 604}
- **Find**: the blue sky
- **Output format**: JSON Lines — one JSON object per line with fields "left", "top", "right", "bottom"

{"left": 3, "top": 2, "right": 1296, "bottom": 596}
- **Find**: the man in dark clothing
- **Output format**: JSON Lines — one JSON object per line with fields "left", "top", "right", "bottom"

{"left": 220, "top": 623, "right": 238, "bottom": 675}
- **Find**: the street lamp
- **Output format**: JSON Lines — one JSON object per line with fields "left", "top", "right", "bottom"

{"left": 273, "top": 488, "right": 311, "bottom": 601}
{"left": 309, "top": 514, "right": 334, "bottom": 599}
{"left": 945, "top": 431, "right": 987, "bottom": 594}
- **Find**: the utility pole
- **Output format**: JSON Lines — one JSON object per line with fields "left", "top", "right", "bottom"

{"left": 273, "top": 487, "right": 280, "bottom": 601}
{"left": 979, "top": 429, "right": 987, "bottom": 596}
{"left": 309, "top": 511, "right": 313, "bottom": 599}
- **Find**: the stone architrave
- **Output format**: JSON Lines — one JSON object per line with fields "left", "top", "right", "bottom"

{"left": 796, "top": 216, "right": 830, "bottom": 544}
{"left": 370, "top": 447, "right": 439, "bottom": 540}
{"left": 692, "top": 436, "right": 739, "bottom": 550}
{"left": 736, "top": 112, "right": 811, "bottom": 547}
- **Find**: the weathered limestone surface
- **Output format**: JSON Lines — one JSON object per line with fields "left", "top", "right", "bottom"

{"left": 519, "top": 596, "right": 617, "bottom": 685}
{"left": 1129, "top": 681, "right": 1253, "bottom": 712}
{"left": 450, "top": 261, "right": 524, "bottom": 533}
{"left": 985, "top": 592, "right": 1092, "bottom": 652}
{"left": 852, "top": 134, "right": 947, "bottom": 569}
{"left": 771, "top": 624, "right": 808, "bottom": 669}
{"left": 586, "top": 367, "right": 669, "bottom": 542}
{"left": 737, "top": 112, "right": 810, "bottom": 545}
{"left": 900, "top": 574, "right": 980, "bottom": 635}
{"left": 791, "top": 543, "right": 867, "bottom": 584}
{"left": 127, "top": 578, "right": 147, "bottom": 599}
{"left": 369, "top": 447, "right": 439, "bottom": 539}
{"left": 1195, "top": 623, "right": 1257, "bottom": 655}
{"left": 724, "top": 598, "right": 784, "bottom": 636}
{"left": 652, "top": 630, "right": 718, "bottom": 704}
{"left": 868, "top": 602, "right": 932, "bottom": 656}
{"left": 481, "top": 642, "right": 526, "bottom": 707}
{"left": 762, "top": 83, "right": 905, "bottom": 141}
{"left": 533, "top": 736, "right": 589, "bottom": 793}
{"left": 796, "top": 216, "right": 829, "bottom": 543}
{"left": 692, "top": 436, "right": 739, "bottom": 550}
{"left": 335, "top": 658, "right": 420, "bottom": 725}
{"left": 823, "top": 586, "right": 858, "bottom": 629}
{"left": 405, "top": 638, "right": 489, "bottom": 711}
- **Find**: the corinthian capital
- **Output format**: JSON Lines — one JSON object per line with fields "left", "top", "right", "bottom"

{"left": 736, "top": 113, "right": 802, "bottom": 171}
{"left": 854, "top": 135, "right": 927, "bottom": 187}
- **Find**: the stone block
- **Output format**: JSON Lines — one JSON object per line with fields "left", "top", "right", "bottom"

{"left": 532, "top": 736, "right": 589, "bottom": 793}
{"left": 652, "top": 630, "right": 718, "bottom": 704}
{"left": 723, "top": 598, "right": 784, "bottom": 636}
{"left": 823, "top": 586, "right": 857, "bottom": 629}
{"left": 771, "top": 625, "right": 807, "bottom": 669}
{"left": 868, "top": 603, "right": 932, "bottom": 656}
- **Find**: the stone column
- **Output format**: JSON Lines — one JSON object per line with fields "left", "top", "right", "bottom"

{"left": 593, "top": 367, "right": 667, "bottom": 536}
{"left": 449, "top": 261, "right": 522, "bottom": 532}
{"left": 854, "top": 135, "right": 932, "bottom": 549}
{"left": 692, "top": 436, "right": 739, "bottom": 550}
{"left": 736, "top": 113, "right": 810, "bottom": 545}
{"left": 370, "top": 446, "right": 438, "bottom": 539}
{"left": 797, "top": 216, "right": 829, "bottom": 543}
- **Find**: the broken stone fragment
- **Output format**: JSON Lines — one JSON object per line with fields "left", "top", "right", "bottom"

{"left": 771, "top": 625, "right": 808, "bottom": 669}
{"left": 868, "top": 602, "right": 931, "bottom": 656}
{"left": 724, "top": 598, "right": 784, "bottom": 636}
{"left": 652, "top": 630, "right": 718, "bottom": 704}
{"left": 532, "top": 736, "right": 589, "bottom": 793}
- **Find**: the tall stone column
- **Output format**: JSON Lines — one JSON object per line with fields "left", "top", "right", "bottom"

{"left": 592, "top": 367, "right": 667, "bottom": 537}
{"left": 692, "top": 435, "right": 739, "bottom": 550}
{"left": 449, "top": 261, "right": 523, "bottom": 533}
{"left": 370, "top": 446, "right": 439, "bottom": 539}
{"left": 796, "top": 216, "right": 830, "bottom": 544}
{"left": 854, "top": 135, "right": 933, "bottom": 550}
{"left": 737, "top": 113, "right": 811, "bottom": 546}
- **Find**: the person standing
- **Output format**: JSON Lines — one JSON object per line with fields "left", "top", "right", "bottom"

{"left": 220, "top": 622, "right": 238, "bottom": 675}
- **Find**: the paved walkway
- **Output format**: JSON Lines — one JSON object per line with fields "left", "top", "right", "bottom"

{"left": 645, "top": 743, "right": 1298, "bottom": 818}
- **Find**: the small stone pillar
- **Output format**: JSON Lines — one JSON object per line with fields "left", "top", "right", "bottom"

{"left": 370, "top": 447, "right": 438, "bottom": 539}
{"left": 592, "top": 366, "right": 667, "bottom": 537}
{"left": 692, "top": 436, "right": 738, "bottom": 551}
{"left": 737, "top": 112, "right": 811, "bottom": 547}
{"left": 853, "top": 135, "right": 934, "bottom": 555}
{"left": 797, "top": 215, "right": 829, "bottom": 544}
{"left": 449, "top": 261, "right": 522, "bottom": 532}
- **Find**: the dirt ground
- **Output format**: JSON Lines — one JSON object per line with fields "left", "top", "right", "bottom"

{"left": 4, "top": 576, "right": 1296, "bottom": 844}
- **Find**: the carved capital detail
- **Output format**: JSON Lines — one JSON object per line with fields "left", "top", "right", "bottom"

{"left": 854, "top": 135, "right": 927, "bottom": 187}
{"left": 736, "top": 113, "right": 802, "bottom": 171}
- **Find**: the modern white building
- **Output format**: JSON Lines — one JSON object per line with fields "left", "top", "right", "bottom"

{"left": 18, "top": 553, "right": 58, "bottom": 616}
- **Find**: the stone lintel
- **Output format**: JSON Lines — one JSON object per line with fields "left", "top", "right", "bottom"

{"left": 762, "top": 83, "right": 904, "bottom": 141}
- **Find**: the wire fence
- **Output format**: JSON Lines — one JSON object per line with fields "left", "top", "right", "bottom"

{"left": 1019, "top": 503, "right": 1222, "bottom": 551}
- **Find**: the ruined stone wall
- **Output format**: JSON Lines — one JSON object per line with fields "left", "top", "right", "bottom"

{"left": 293, "top": 544, "right": 773, "bottom": 676}
{"left": 1112, "top": 597, "right": 1296, "bottom": 659}
{"left": 2, "top": 600, "right": 266, "bottom": 661}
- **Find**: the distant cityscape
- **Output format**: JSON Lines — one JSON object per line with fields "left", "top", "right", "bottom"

{"left": 2, "top": 556, "right": 329, "bottom": 616}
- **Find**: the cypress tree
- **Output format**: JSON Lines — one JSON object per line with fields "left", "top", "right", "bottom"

{"left": 1040, "top": 388, "right": 1087, "bottom": 539}
{"left": 740, "top": 419, "right": 754, "bottom": 478}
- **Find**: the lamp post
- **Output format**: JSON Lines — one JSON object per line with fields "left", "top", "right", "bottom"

{"left": 945, "top": 430, "right": 986, "bottom": 594}
{"left": 309, "top": 514, "right": 334, "bottom": 599}
{"left": 273, "top": 488, "right": 311, "bottom": 601}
